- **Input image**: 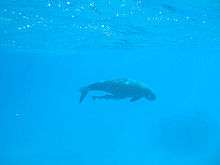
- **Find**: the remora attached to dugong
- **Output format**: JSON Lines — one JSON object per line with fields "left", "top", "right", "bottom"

{"left": 79, "top": 78, "right": 156, "bottom": 103}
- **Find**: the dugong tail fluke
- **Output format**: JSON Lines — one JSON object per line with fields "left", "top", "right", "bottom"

{"left": 79, "top": 87, "right": 89, "bottom": 103}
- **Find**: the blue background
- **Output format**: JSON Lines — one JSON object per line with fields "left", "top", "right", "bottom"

{"left": 0, "top": 0, "right": 220, "bottom": 165}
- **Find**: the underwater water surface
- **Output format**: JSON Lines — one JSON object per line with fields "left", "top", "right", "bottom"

{"left": 1, "top": 0, "right": 220, "bottom": 165}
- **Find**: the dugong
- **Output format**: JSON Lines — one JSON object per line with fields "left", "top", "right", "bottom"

{"left": 79, "top": 78, "right": 156, "bottom": 103}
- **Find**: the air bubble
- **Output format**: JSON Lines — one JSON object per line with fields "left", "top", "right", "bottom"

{"left": 186, "top": 16, "right": 190, "bottom": 20}
{"left": 89, "top": 2, "right": 95, "bottom": 8}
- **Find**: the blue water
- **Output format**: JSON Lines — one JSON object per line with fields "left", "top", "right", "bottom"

{"left": 1, "top": 0, "right": 220, "bottom": 164}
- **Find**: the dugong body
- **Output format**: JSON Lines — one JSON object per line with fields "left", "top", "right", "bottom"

{"left": 79, "top": 79, "right": 156, "bottom": 103}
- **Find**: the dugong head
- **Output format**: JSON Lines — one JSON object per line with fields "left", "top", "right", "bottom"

{"left": 144, "top": 88, "right": 156, "bottom": 101}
